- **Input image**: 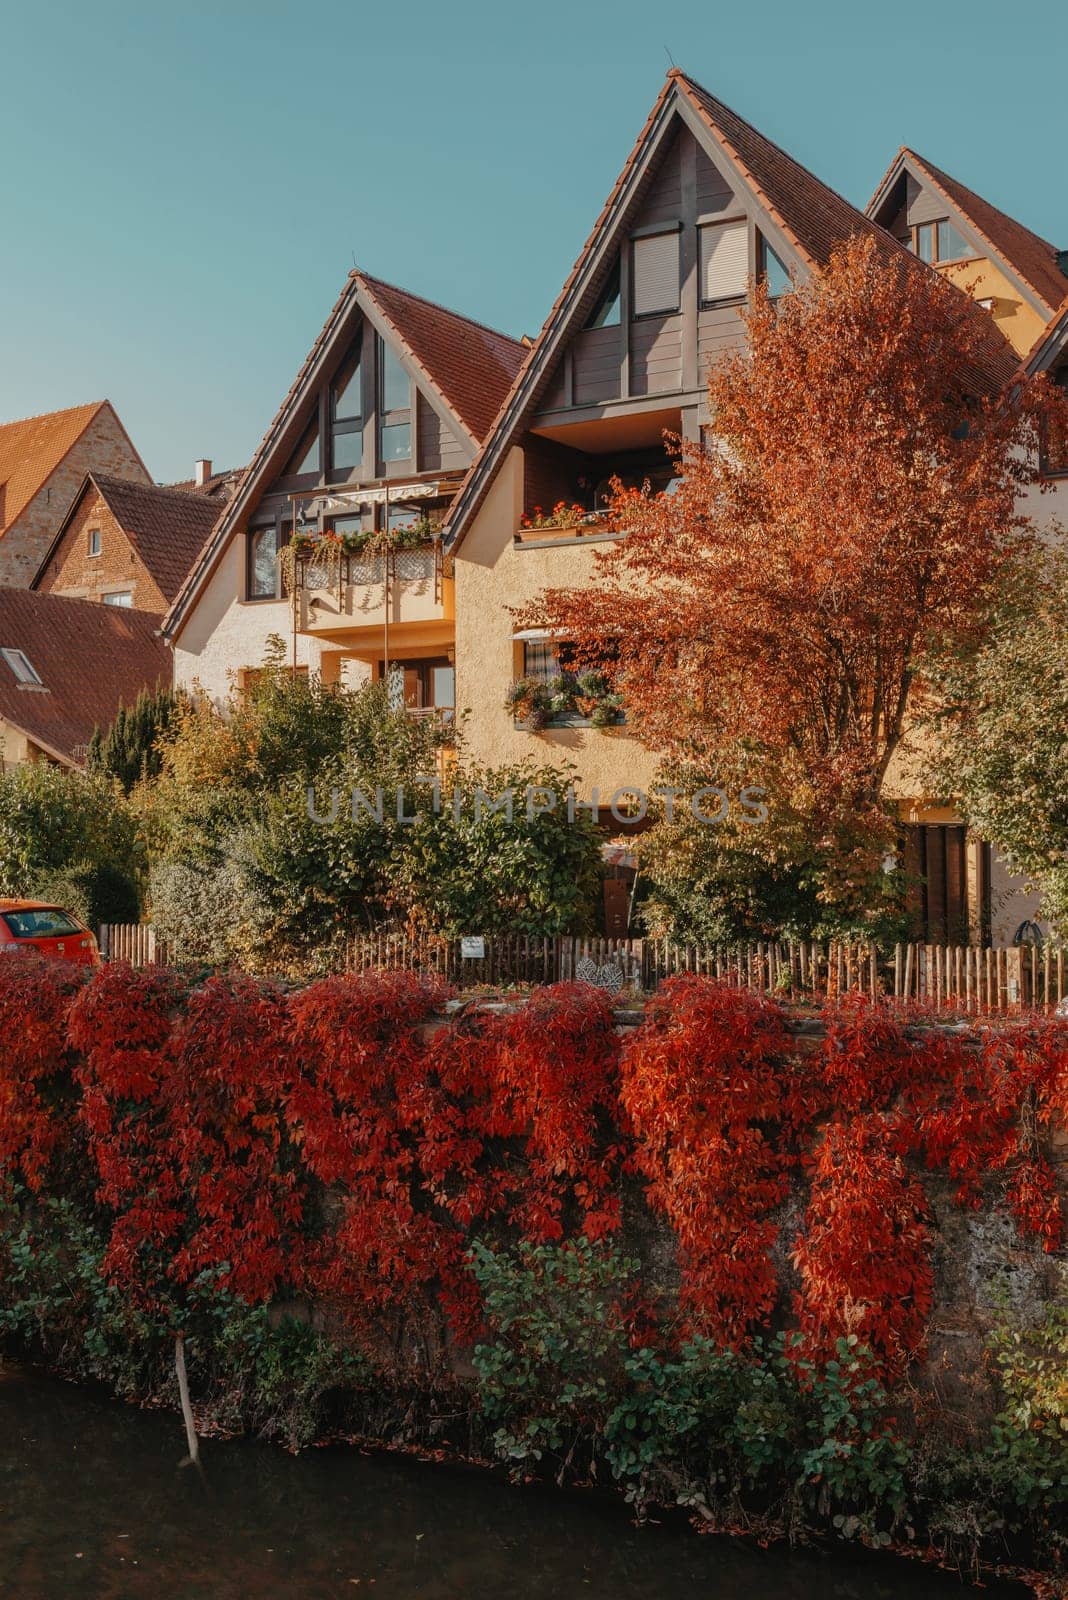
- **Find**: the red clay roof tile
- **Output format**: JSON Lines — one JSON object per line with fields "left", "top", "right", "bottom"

{"left": 0, "top": 589, "right": 168, "bottom": 765}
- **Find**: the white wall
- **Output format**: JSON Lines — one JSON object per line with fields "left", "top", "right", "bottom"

{"left": 170, "top": 537, "right": 325, "bottom": 705}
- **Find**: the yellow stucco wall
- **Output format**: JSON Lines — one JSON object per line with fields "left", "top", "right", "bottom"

{"left": 939, "top": 256, "right": 1049, "bottom": 358}
{"left": 454, "top": 448, "right": 659, "bottom": 801}
{"left": 0, "top": 720, "right": 37, "bottom": 768}
{"left": 171, "top": 537, "right": 327, "bottom": 706}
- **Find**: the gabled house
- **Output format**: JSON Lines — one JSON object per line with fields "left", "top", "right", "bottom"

{"left": 31, "top": 473, "right": 226, "bottom": 613}
{"left": 440, "top": 67, "right": 1023, "bottom": 940}
{"left": 0, "top": 589, "right": 168, "bottom": 769}
{"left": 867, "top": 149, "right": 1068, "bottom": 358}
{"left": 0, "top": 402, "right": 151, "bottom": 588}
{"left": 161, "top": 273, "right": 525, "bottom": 708}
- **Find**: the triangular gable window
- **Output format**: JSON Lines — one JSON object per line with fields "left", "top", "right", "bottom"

{"left": 760, "top": 236, "right": 792, "bottom": 299}
{"left": 284, "top": 418, "right": 320, "bottom": 479}
{"left": 584, "top": 261, "right": 621, "bottom": 329}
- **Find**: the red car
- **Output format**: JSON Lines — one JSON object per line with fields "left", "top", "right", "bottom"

{"left": 0, "top": 900, "right": 101, "bottom": 967}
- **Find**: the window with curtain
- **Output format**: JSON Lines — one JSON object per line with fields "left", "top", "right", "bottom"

{"left": 523, "top": 639, "right": 560, "bottom": 680}
{"left": 632, "top": 231, "right": 680, "bottom": 316}
{"left": 699, "top": 220, "right": 748, "bottom": 304}
{"left": 247, "top": 524, "right": 279, "bottom": 599}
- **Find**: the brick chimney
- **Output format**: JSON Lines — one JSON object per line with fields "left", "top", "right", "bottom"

{"left": 194, "top": 458, "right": 212, "bottom": 487}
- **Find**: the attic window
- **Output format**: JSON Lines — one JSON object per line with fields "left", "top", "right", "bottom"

{"left": 378, "top": 339, "right": 411, "bottom": 464}
{"left": 584, "top": 263, "right": 621, "bottom": 329}
{"left": 331, "top": 343, "right": 364, "bottom": 473}
{"left": 632, "top": 231, "right": 680, "bottom": 317}
{"left": 915, "top": 219, "right": 971, "bottom": 265}
{"left": 1, "top": 648, "right": 43, "bottom": 687}
{"left": 699, "top": 220, "right": 748, "bottom": 305}
{"left": 284, "top": 419, "right": 320, "bottom": 479}
{"left": 761, "top": 237, "right": 792, "bottom": 299}
{"left": 88, "top": 528, "right": 102, "bottom": 557}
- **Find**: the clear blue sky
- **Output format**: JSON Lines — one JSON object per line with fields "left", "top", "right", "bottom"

{"left": 2, "top": 0, "right": 1065, "bottom": 482}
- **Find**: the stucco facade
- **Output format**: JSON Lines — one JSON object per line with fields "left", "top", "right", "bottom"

{"left": 170, "top": 534, "right": 327, "bottom": 704}
{"left": 454, "top": 449, "right": 659, "bottom": 803}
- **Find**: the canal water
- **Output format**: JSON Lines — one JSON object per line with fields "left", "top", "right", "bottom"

{"left": 0, "top": 1364, "right": 1023, "bottom": 1600}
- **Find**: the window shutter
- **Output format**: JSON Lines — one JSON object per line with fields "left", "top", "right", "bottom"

{"left": 632, "top": 232, "right": 680, "bottom": 316}
{"left": 699, "top": 221, "right": 748, "bottom": 303}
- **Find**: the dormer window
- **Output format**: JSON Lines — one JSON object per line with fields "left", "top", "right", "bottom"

{"left": 1, "top": 648, "right": 43, "bottom": 686}
{"left": 632, "top": 229, "right": 680, "bottom": 316}
{"left": 915, "top": 218, "right": 971, "bottom": 264}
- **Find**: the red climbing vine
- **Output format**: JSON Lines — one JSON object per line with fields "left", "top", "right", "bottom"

{"left": 0, "top": 963, "right": 1062, "bottom": 1377}
{"left": 0, "top": 953, "right": 86, "bottom": 1192}
{"left": 620, "top": 976, "right": 815, "bottom": 1345}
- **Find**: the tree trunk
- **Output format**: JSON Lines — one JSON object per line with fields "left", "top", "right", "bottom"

{"left": 174, "top": 1333, "right": 200, "bottom": 1468}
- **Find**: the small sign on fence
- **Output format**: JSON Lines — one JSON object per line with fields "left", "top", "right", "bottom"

{"left": 460, "top": 936, "right": 486, "bottom": 960}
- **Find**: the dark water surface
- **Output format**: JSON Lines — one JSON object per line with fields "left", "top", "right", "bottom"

{"left": 0, "top": 1364, "right": 1024, "bottom": 1600}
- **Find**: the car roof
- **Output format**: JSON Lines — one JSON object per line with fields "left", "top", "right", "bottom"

{"left": 0, "top": 899, "right": 76, "bottom": 913}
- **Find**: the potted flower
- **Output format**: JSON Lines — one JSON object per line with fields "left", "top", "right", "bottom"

{"left": 504, "top": 676, "right": 552, "bottom": 731}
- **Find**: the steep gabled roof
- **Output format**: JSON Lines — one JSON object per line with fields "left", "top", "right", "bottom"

{"left": 0, "top": 589, "right": 168, "bottom": 766}
{"left": 358, "top": 273, "right": 525, "bottom": 443}
{"left": 0, "top": 402, "right": 107, "bottom": 537}
{"left": 31, "top": 474, "right": 225, "bottom": 604}
{"left": 1021, "top": 292, "right": 1068, "bottom": 377}
{"left": 443, "top": 69, "right": 1015, "bottom": 552}
{"left": 162, "top": 273, "right": 523, "bottom": 641}
{"left": 868, "top": 149, "right": 1068, "bottom": 316}
{"left": 673, "top": 71, "right": 900, "bottom": 273}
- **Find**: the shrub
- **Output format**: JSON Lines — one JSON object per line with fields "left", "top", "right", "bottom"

{"left": 0, "top": 763, "right": 141, "bottom": 926}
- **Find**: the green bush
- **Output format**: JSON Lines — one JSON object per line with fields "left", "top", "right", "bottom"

{"left": 0, "top": 763, "right": 141, "bottom": 926}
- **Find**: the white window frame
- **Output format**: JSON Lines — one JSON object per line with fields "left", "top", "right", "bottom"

{"left": 87, "top": 527, "right": 102, "bottom": 557}
{"left": 102, "top": 590, "right": 134, "bottom": 607}
{"left": 1, "top": 647, "right": 43, "bottom": 686}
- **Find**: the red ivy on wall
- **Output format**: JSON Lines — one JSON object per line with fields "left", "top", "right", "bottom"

{"left": 620, "top": 977, "right": 815, "bottom": 1346}
{"left": 67, "top": 963, "right": 305, "bottom": 1321}
{"left": 0, "top": 955, "right": 86, "bottom": 1192}
{"left": 2, "top": 963, "right": 1064, "bottom": 1376}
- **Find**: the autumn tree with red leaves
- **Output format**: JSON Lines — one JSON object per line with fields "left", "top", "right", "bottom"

{"left": 524, "top": 237, "right": 1067, "bottom": 917}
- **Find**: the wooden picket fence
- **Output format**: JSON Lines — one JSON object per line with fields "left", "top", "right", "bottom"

{"left": 96, "top": 925, "right": 1068, "bottom": 1014}
{"left": 347, "top": 932, "right": 1068, "bottom": 1014}
{"left": 97, "top": 923, "right": 170, "bottom": 966}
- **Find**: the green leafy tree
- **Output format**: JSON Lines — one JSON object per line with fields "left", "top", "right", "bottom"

{"left": 926, "top": 543, "right": 1068, "bottom": 933}
{"left": 0, "top": 763, "right": 141, "bottom": 924}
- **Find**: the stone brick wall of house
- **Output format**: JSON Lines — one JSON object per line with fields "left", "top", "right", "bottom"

{"left": 0, "top": 406, "right": 150, "bottom": 589}
{"left": 35, "top": 488, "right": 167, "bottom": 613}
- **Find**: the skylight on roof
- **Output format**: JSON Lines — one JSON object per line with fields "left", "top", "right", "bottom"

{"left": 0, "top": 647, "right": 43, "bottom": 687}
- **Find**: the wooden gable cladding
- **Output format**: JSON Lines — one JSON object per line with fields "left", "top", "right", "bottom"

{"left": 263, "top": 313, "right": 467, "bottom": 501}
{"left": 534, "top": 120, "right": 757, "bottom": 420}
